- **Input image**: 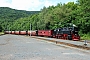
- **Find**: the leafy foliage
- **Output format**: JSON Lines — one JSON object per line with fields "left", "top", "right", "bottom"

{"left": 0, "top": 7, "right": 40, "bottom": 31}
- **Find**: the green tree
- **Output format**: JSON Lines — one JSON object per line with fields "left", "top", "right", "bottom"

{"left": 0, "top": 24, "right": 2, "bottom": 32}
{"left": 76, "top": 0, "right": 90, "bottom": 33}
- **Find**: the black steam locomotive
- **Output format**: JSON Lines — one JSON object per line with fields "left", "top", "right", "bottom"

{"left": 53, "top": 27, "right": 80, "bottom": 40}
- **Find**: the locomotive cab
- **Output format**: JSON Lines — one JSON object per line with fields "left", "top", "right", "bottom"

{"left": 54, "top": 28, "right": 62, "bottom": 39}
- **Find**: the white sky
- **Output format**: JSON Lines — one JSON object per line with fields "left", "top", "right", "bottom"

{"left": 0, "top": 0, "right": 77, "bottom": 11}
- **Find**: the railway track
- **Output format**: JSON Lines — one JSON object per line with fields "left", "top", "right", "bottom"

{"left": 30, "top": 36, "right": 90, "bottom": 50}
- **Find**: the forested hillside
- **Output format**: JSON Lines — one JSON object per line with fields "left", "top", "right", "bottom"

{"left": 0, "top": 0, "right": 90, "bottom": 40}
{"left": 0, "top": 7, "right": 40, "bottom": 31}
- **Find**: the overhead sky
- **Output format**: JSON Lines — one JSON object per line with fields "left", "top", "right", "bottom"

{"left": 0, "top": 0, "right": 77, "bottom": 11}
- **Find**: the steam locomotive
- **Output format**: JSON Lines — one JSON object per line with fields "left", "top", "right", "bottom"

{"left": 5, "top": 26, "right": 80, "bottom": 41}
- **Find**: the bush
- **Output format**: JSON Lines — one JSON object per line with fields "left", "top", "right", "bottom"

{"left": 81, "top": 33, "right": 90, "bottom": 40}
